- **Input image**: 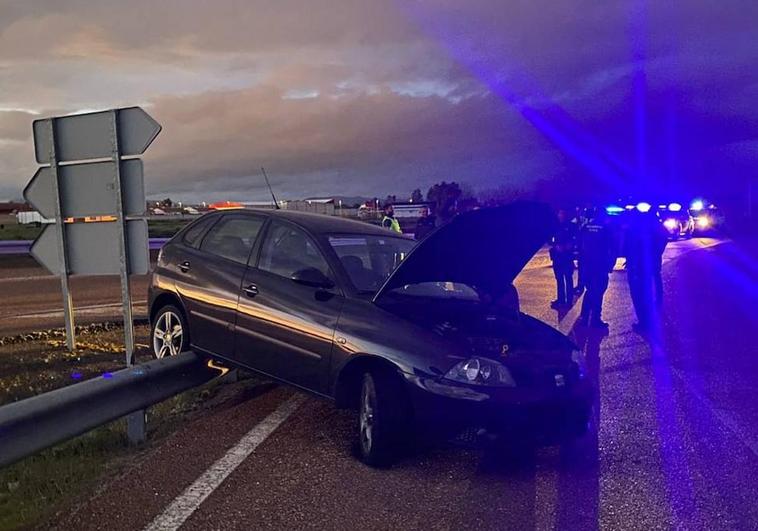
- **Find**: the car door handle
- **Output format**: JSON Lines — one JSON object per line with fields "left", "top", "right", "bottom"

{"left": 179, "top": 261, "right": 191, "bottom": 273}
{"left": 243, "top": 284, "right": 259, "bottom": 297}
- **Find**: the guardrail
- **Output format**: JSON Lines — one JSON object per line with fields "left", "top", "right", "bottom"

{"left": 0, "top": 238, "right": 170, "bottom": 256}
{"left": 0, "top": 352, "right": 217, "bottom": 468}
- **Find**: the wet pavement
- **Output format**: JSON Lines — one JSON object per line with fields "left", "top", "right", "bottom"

{"left": 39, "top": 237, "right": 758, "bottom": 530}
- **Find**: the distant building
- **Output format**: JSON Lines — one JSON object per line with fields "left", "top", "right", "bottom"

{"left": 16, "top": 211, "right": 54, "bottom": 224}
{"left": 241, "top": 200, "right": 280, "bottom": 210}
{"left": 283, "top": 198, "right": 335, "bottom": 216}
{"left": 390, "top": 202, "right": 434, "bottom": 219}
{"left": 209, "top": 201, "right": 245, "bottom": 210}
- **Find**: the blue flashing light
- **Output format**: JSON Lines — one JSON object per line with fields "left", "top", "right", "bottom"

{"left": 636, "top": 202, "right": 652, "bottom": 213}
{"left": 691, "top": 200, "right": 704, "bottom": 211}
{"left": 606, "top": 205, "right": 624, "bottom": 214}
{"left": 102, "top": 372, "right": 113, "bottom": 379}
{"left": 625, "top": 205, "right": 635, "bottom": 210}
{"left": 71, "top": 372, "right": 83, "bottom": 380}
{"left": 668, "top": 203, "right": 682, "bottom": 212}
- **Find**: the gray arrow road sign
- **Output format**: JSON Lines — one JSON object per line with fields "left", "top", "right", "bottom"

{"left": 33, "top": 107, "right": 161, "bottom": 163}
{"left": 24, "top": 159, "right": 145, "bottom": 219}
{"left": 31, "top": 220, "right": 149, "bottom": 276}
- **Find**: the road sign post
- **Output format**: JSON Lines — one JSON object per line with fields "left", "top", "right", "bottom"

{"left": 44, "top": 119, "right": 76, "bottom": 351}
{"left": 108, "top": 110, "right": 147, "bottom": 443}
{"left": 24, "top": 106, "right": 160, "bottom": 443}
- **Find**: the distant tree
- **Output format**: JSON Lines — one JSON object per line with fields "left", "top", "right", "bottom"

{"left": 479, "top": 184, "right": 528, "bottom": 207}
{"left": 384, "top": 194, "right": 397, "bottom": 206}
{"left": 426, "top": 181, "right": 462, "bottom": 222}
{"left": 410, "top": 188, "right": 423, "bottom": 203}
{"left": 457, "top": 183, "right": 479, "bottom": 212}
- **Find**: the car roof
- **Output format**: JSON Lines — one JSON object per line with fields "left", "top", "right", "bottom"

{"left": 226, "top": 208, "right": 404, "bottom": 237}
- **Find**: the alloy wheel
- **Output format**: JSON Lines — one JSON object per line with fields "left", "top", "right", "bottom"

{"left": 153, "top": 310, "right": 183, "bottom": 358}
{"left": 360, "top": 382, "right": 375, "bottom": 454}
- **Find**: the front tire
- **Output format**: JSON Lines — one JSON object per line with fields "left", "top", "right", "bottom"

{"left": 151, "top": 305, "right": 189, "bottom": 359}
{"left": 358, "top": 371, "right": 410, "bottom": 467}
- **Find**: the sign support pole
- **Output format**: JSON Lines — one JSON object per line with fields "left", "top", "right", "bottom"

{"left": 47, "top": 119, "right": 76, "bottom": 351}
{"left": 109, "top": 110, "right": 146, "bottom": 443}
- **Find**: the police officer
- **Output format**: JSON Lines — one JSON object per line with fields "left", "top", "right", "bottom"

{"left": 550, "top": 208, "right": 576, "bottom": 308}
{"left": 625, "top": 210, "right": 668, "bottom": 331}
{"left": 578, "top": 207, "right": 616, "bottom": 328}
{"left": 414, "top": 205, "right": 436, "bottom": 240}
{"left": 573, "top": 206, "right": 588, "bottom": 295}
{"left": 381, "top": 204, "right": 402, "bottom": 234}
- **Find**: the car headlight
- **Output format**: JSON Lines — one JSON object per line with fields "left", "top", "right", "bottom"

{"left": 444, "top": 357, "right": 516, "bottom": 387}
{"left": 696, "top": 217, "right": 710, "bottom": 229}
{"left": 571, "top": 349, "right": 586, "bottom": 378}
{"left": 663, "top": 218, "right": 678, "bottom": 231}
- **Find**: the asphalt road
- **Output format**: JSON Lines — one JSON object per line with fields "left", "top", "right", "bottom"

{"left": 0, "top": 255, "right": 152, "bottom": 336}
{"left": 41, "top": 236, "right": 758, "bottom": 530}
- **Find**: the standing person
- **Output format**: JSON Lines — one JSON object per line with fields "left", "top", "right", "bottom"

{"left": 550, "top": 208, "right": 577, "bottom": 308}
{"left": 573, "top": 206, "right": 588, "bottom": 295}
{"left": 652, "top": 219, "right": 667, "bottom": 308}
{"left": 414, "top": 205, "right": 436, "bottom": 240}
{"left": 381, "top": 204, "right": 402, "bottom": 234}
{"left": 625, "top": 211, "right": 668, "bottom": 331}
{"left": 578, "top": 208, "right": 616, "bottom": 329}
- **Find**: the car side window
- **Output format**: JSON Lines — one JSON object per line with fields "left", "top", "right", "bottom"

{"left": 258, "top": 221, "right": 331, "bottom": 280}
{"left": 182, "top": 215, "right": 217, "bottom": 248}
{"left": 199, "top": 215, "right": 264, "bottom": 264}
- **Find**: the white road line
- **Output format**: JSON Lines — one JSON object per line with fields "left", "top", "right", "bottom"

{"left": 144, "top": 394, "right": 304, "bottom": 531}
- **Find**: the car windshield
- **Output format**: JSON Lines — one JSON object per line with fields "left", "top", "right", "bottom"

{"left": 328, "top": 234, "right": 416, "bottom": 293}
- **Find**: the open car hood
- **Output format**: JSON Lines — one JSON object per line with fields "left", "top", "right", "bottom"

{"left": 373, "top": 202, "right": 556, "bottom": 303}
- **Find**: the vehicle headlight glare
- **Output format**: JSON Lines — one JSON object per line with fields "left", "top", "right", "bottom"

{"left": 663, "top": 218, "right": 678, "bottom": 230}
{"left": 696, "top": 217, "right": 710, "bottom": 228}
{"left": 446, "top": 357, "right": 516, "bottom": 387}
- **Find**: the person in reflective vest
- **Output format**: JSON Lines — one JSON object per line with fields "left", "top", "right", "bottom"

{"left": 382, "top": 204, "right": 402, "bottom": 233}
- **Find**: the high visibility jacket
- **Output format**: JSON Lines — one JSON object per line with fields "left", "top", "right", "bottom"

{"left": 382, "top": 215, "right": 401, "bottom": 233}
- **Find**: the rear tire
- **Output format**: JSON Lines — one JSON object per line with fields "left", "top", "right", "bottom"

{"left": 357, "top": 370, "right": 410, "bottom": 467}
{"left": 151, "top": 305, "right": 189, "bottom": 359}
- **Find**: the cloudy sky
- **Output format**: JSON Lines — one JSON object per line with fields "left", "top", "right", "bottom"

{"left": 1, "top": 0, "right": 756, "bottom": 205}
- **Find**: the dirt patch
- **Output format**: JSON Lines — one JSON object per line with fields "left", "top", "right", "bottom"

{"left": 0, "top": 323, "right": 154, "bottom": 407}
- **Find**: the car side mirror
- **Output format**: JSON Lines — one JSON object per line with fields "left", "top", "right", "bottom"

{"left": 291, "top": 267, "right": 335, "bottom": 289}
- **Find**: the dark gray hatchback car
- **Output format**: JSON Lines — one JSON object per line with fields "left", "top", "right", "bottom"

{"left": 148, "top": 202, "right": 592, "bottom": 465}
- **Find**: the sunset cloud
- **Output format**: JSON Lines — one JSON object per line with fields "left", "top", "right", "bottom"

{"left": 1, "top": 0, "right": 756, "bottom": 204}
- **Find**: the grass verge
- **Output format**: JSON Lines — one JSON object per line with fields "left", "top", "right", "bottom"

{"left": 0, "top": 323, "right": 247, "bottom": 530}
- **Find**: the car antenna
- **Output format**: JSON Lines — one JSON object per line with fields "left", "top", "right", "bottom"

{"left": 260, "top": 166, "right": 281, "bottom": 209}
